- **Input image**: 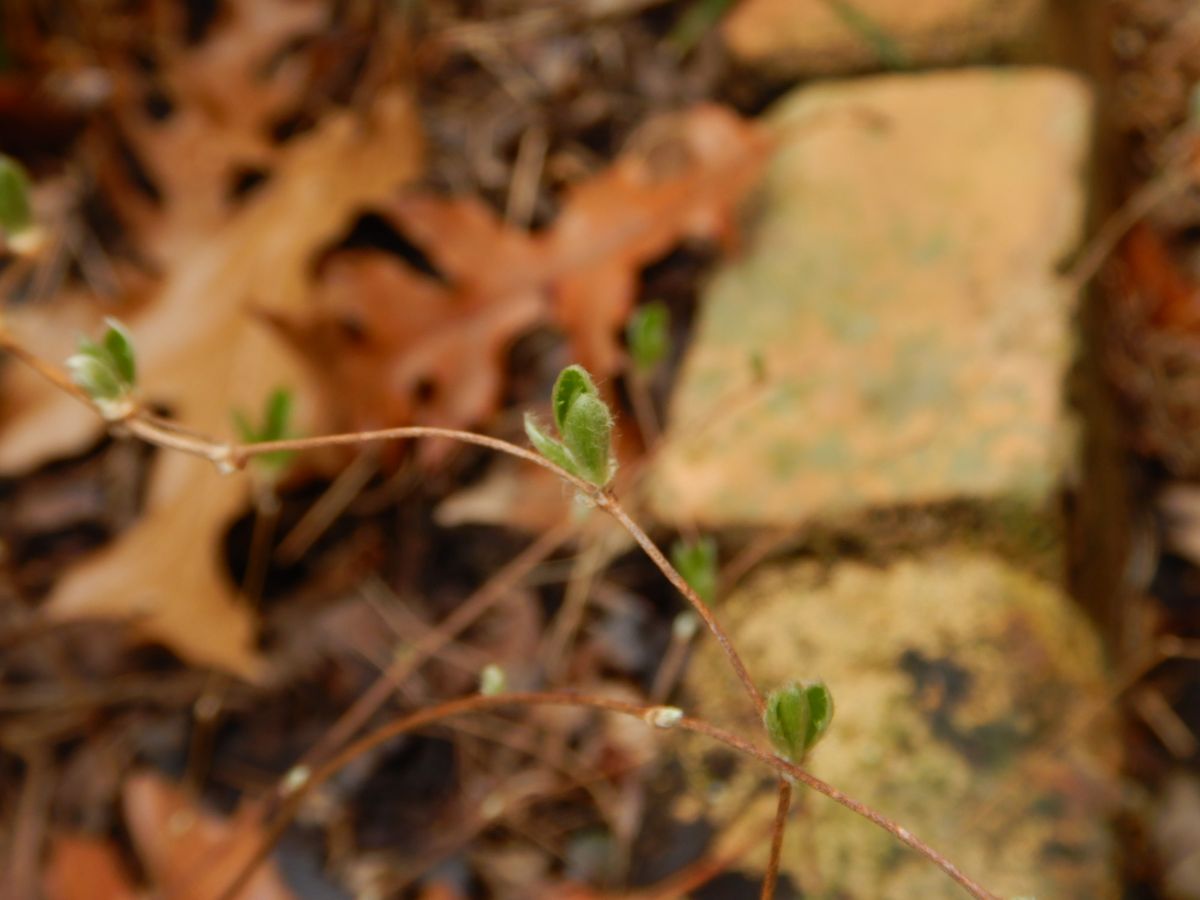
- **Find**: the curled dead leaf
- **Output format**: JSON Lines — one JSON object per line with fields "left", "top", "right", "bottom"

{"left": 275, "top": 104, "right": 771, "bottom": 447}
{"left": 123, "top": 771, "right": 295, "bottom": 900}
{"left": 43, "top": 835, "right": 138, "bottom": 900}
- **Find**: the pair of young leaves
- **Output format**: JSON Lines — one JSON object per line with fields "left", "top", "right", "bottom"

{"left": 66, "top": 326, "right": 834, "bottom": 758}
{"left": 68, "top": 319, "right": 293, "bottom": 473}
{"left": 525, "top": 366, "right": 840, "bottom": 763}
{"left": 524, "top": 365, "right": 617, "bottom": 488}
{"left": 65, "top": 319, "right": 138, "bottom": 417}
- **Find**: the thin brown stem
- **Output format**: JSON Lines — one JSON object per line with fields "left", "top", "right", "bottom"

{"left": 217, "top": 692, "right": 998, "bottom": 900}
{"left": 1064, "top": 165, "right": 1189, "bottom": 294}
{"left": 761, "top": 782, "right": 792, "bottom": 900}
{"left": 598, "top": 494, "right": 764, "bottom": 714}
{"left": 283, "top": 519, "right": 576, "bottom": 784}
{"left": 232, "top": 427, "right": 569, "bottom": 480}
{"left": 4, "top": 341, "right": 996, "bottom": 900}
{"left": 1, "top": 340, "right": 762, "bottom": 713}
{"left": 0, "top": 330, "right": 91, "bottom": 403}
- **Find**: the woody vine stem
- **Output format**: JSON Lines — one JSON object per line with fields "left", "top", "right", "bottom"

{"left": 0, "top": 326, "right": 998, "bottom": 900}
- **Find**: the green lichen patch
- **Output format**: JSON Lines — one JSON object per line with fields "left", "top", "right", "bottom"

{"left": 652, "top": 70, "right": 1091, "bottom": 530}
{"left": 672, "top": 550, "right": 1117, "bottom": 898}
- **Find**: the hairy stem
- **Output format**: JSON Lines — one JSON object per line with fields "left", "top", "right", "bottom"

{"left": 218, "top": 692, "right": 998, "bottom": 900}
{"left": 1, "top": 341, "right": 997, "bottom": 900}
{"left": 762, "top": 782, "right": 792, "bottom": 899}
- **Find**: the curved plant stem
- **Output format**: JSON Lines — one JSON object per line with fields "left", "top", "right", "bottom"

{"left": 281, "top": 518, "right": 576, "bottom": 789}
{"left": 0, "top": 330, "right": 91, "bottom": 402}
{"left": 135, "top": 412, "right": 768, "bottom": 716}
{"left": 597, "top": 494, "right": 763, "bottom": 713}
{"left": 761, "top": 782, "right": 792, "bottom": 899}
{"left": 216, "top": 692, "right": 999, "bottom": 900}
{"left": 1, "top": 342, "right": 998, "bottom": 900}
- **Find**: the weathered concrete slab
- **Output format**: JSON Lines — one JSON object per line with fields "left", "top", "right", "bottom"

{"left": 673, "top": 551, "right": 1117, "bottom": 898}
{"left": 723, "top": 0, "right": 1045, "bottom": 75}
{"left": 651, "top": 69, "right": 1091, "bottom": 528}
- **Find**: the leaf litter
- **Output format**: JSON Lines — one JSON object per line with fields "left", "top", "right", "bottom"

{"left": 1, "top": 1, "right": 776, "bottom": 896}
{"left": 1, "top": 8, "right": 425, "bottom": 676}
{"left": 44, "top": 772, "right": 295, "bottom": 900}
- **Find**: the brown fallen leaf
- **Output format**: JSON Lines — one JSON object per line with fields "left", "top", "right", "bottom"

{"left": 123, "top": 771, "right": 294, "bottom": 900}
{"left": 42, "top": 834, "right": 138, "bottom": 900}
{"left": 277, "top": 104, "right": 771, "bottom": 442}
{"left": 94, "top": 0, "right": 328, "bottom": 262}
{"left": 0, "top": 7, "right": 424, "bottom": 677}
{"left": 1121, "top": 222, "right": 1200, "bottom": 332}
{"left": 546, "top": 104, "right": 770, "bottom": 376}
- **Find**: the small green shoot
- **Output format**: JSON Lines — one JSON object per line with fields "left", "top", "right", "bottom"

{"left": 671, "top": 536, "right": 718, "bottom": 604}
{"left": 626, "top": 301, "right": 670, "bottom": 373}
{"left": 233, "top": 387, "right": 296, "bottom": 475}
{"left": 525, "top": 365, "right": 616, "bottom": 488}
{"left": 668, "top": 0, "right": 736, "bottom": 55}
{"left": 66, "top": 318, "right": 138, "bottom": 417}
{"left": 764, "top": 680, "right": 834, "bottom": 763}
{"left": 825, "top": 0, "right": 908, "bottom": 69}
{"left": 0, "top": 155, "right": 35, "bottom": 247}
{"left": 748, "top": 350, "right": 767, "bottom": 384}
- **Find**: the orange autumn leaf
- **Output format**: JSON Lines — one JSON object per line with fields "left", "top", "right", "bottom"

{"left": 277, "top": 104, "right": 771, "bottom": 442}
{"left": 546, "top": 104, "right": 772, "bottom": 375}
{"left": 123, "top": 772, "right": 294, "bottom": 900}
{"left": 43, "top": 834, "right": 138, "bottom": 900}
{"left": 1121, "top": 222, "right": 1200, "bottom": 332}
{"left": 0, "top": 9, "right": 423, "bottom": 677}
{"left": 94, "top": 0, "right": 329, "bottom": 262}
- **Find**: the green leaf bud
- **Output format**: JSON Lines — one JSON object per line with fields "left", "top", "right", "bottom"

{"left": 764, "top": 680, "right": 834, "bottom": 763}
{"left": 561, "top": 391, "right": 615, "bottom": 487}
{"left": 670, "top": 537, "right": 718, "bottom": 604}
{"left": 524, "top": 412, "right": 578, "bottom": 475}
{"left": 101, "top": 318, "right": 137, "bottom": 386}
{"left": 551, "top": 364, "right": 598, "bottom": 433}
{"left": 0, "top": 155, "right": 34, "bottom": 240}
{"left": 66, "top": 351, "right": 123, "bottom": 404}
{"left": 233, "top": 386, "right": 296, "bottom": 475}
{"left": 626, "top": 301, "right": 670, "bottom": 372}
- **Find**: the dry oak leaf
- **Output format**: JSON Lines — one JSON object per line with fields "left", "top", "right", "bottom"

{"left": 95, "top": 0, "right": 328, "bottom": 262}
{"left": 43, "top": 834, "right": 138, "bottom": 900}
{"left": 123, "top": 771, "right": 294, "bottom": 900}
{"left": 1121, "top": 222, "right": 1200, "bottom": 332}
{"left": 278, "top": 104, "right": 771, "bottom": 440}
{"left": 0, "top": 90, "right": 423, "bottom": 678}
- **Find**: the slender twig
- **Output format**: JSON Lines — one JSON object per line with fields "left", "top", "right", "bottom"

{"left": 761, "top": 782, "right": 792, "bottom": 899}
{"left": 283, "top": 518, "right": 576, "bottom": 785}
{"left": 597, "top": 495, "right": 763, "bottom": 714}
{"left": 0, "top": 330, "right": 91, "bottom": 403}
{"left": 1064, "top": 163, "right": 1190, "bottom": 294}
{"left": 1, "top": 340, "right": 996, "bottom": 900}
{"left": 217, "top": 692, "right": 998, "bottom": 900}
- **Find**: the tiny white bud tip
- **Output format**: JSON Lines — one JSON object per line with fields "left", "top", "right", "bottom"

{"left": 672, "top": 611, "right": 699, "bottom": 641}
{"left": 645, "top": 706, "right": 684, "bottom": 729}
{"left": 281, "top": 765, "right": 310, "bottom": 796}
{"left": 210, "top": 445, "right": 236, "bottom": 475}
{"left": 479, "top": 664, "right": 506, "bottom": 696}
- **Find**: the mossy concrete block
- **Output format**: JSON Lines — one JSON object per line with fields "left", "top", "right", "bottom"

{"left": 674, "top": 551, "right": 1117, "bottom": 898}
{"left": 652, "top": 69, "right": 1091, "bottom": 528}
{"left": 723, "top": 0, "right": 1046, "bottom": 76}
